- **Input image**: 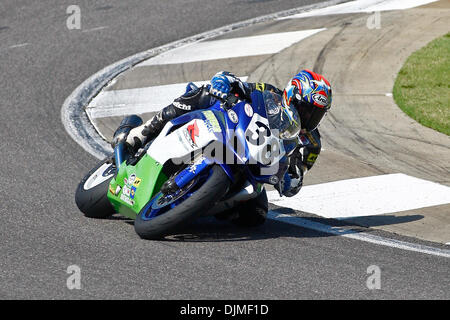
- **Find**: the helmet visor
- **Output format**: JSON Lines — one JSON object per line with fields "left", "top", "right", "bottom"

{"left": 297, "top": 100, "right": 327, "bottom": 131}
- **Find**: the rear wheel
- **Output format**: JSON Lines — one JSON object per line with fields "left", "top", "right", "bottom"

{"left": 135, "top": 165, "right": 229, "bottom": 239}
{"left": 75, "top": 158, "right": 116, "bottom": 218}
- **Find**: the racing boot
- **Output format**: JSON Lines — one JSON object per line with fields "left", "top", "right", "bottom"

{"left": 225, "top": 188, "right": 268, "bottom": 227}
{"left": 125, "top": 106, "right": 178, "bottom": 151}
{"left": 126, "top": 83, "right": 212, "bottom": 151}
{"left": 233, "top": 188, "right": 268, "bottom": 227}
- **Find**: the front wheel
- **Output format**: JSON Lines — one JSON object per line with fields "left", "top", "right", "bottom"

{"left": 134, "top": 165, "right": 230, "bottom": 239}
{"left": 75, "top": 158, "right": 116, "bottom": 218}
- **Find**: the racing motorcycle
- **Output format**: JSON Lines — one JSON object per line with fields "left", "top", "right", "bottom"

{"left": 75, "top": 85, "right": 301, "bottom": 239}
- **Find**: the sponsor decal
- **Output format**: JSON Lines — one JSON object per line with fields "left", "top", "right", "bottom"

{"left": 132, "top": 177, "right": 141, "bottom": 187}
{"left": 109, "top": 185, "right": 115, "bottom": 195}
{"left": 120, "top": 193, "right": 134, "bottom": 206}
{"left": 181, "top": 129, "right": 196, "bottom": 149}
{"left": 227, "top": 109, "right": 238, "bottom": 123}
{"left": 188, "top": 164, "right": 197, "bottom": 174}
{"left": 128, "top": 174, "right": 136, "bottom": 185}
{"left": 256, "top": 83, "right": 265, "bottom": 92}
{"left": 130, "top": 186, "right": 137, "bottom": 199}
{"left": 124, "top": 174, "right": 141, "bottom": 188}
{"left": 187, "top": 121, "right": 199, "bottom": 145}
{"left": 204, "top": 119, "right": 216, "bottom": 133}
{"left": 173, "top": 101, "right": 191, "bottom": 110}
{"left": 312, "top": 93, "right": 328, "bottom": 107}
{"left": 307, "top": 153, "right": 318, "bottom": 163}
{"left": 202, "top": 111, "right": 221, "bottom": 132}
{"left": 244, "top": 103, "right": 253, "bottom": 117}
{"left": 122, "top": 185, "right": 131, "bottom": 197}
{"left": 188, "top": 156, "right": 205, "bottom": 174}
{"left": 115, "top": 185, "right": 121, "bottom": 195}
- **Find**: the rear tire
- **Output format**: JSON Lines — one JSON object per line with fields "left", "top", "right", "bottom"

{"left": 75, "top": 158, "right": 116, "bottom": 218}
{"left": 135, "top": 165, "right": 229, "bottom": 239}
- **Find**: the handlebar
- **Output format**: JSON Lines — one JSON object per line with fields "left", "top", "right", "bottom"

{"left": 208, "top": 92, "right": 241, "bottom": 109}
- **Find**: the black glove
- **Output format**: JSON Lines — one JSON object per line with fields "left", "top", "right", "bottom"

{"left": 275, "top": 152, "right": 304, "bottom": 197}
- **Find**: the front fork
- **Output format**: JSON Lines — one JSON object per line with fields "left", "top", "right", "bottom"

{"left": 112, "top": 115, "right": 143, "bottom": 169}
{"left": 114, "top": 142, "right": 128, "bottom": 170}
{"left": 161, "top": 157, "right": 212, "bottom": 194}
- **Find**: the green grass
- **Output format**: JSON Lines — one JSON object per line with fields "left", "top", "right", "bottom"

{"left": 393, "top": 32, "right": 450, "bottom": 135}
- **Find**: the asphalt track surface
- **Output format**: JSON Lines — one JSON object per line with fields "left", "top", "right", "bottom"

{"left": 1, "top": 0, "right": 449, "bottom": 299}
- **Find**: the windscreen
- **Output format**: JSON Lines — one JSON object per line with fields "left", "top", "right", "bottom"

{"left": 263, "top": 90, "right": 301, "bottom": 140}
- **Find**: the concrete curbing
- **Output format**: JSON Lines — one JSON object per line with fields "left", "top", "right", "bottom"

{"left": 60, "top": 0, "right": 346, "bottom": 160}
{"left": 61, "top": 0, "right": 450, "bottom": 245}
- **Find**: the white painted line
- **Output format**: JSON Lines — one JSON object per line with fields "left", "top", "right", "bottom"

{"left": 138, "top": 29, "right": 325, "bottom": 66}
{"left": 82, "top": 26, "right": 108, "bottom": 33}
{"left": 268, "top": 173, "right": 450, "bottom": 218}
{"left": 280, "top": 0, "right": 438, "bottom": 19}
{"left": 86, "top": 77, "right": 247, "bottom": 119}
{"left": 1, "top": 42, "right": 30, "bottom": 52}
{"left": 268, "top": 211, "right": 450, "bottom": 258}
{"left": 8, "top": 43, "right": 29, "bottom": 49}
{"left": 61, "top": 0, "right": 341, "bottom": 160}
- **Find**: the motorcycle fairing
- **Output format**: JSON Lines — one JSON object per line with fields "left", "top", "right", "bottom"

{"left": 107, "top": 155, "right": 167, "bottom": 219}
{"left": 109, "top": 90, "right": 288, "bottom": 217}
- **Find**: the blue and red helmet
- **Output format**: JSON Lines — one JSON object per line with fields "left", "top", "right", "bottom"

{"left": 282, "top": 69, "right": 332, "bottom": 132}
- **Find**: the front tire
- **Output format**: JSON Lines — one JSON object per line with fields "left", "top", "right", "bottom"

{"left": 135, "top": 165, "right": 230, "bottom": 239}
{"left": 75, "top": 158, "right": 116, "bottom": 218}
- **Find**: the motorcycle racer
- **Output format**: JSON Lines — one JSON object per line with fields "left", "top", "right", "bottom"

{"left": 118, "top": 70, "right": 332, "bottom": 225}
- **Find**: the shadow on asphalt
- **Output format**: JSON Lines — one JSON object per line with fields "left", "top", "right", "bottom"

{"left": 164, "top": 217, "right": 327, "bottom": 242}
{"left": 114, "top": 210, "right": 335, "bottom": 242}
{"left": 342, "top": 214, "right": 424, "bottom": 228}
{"left": 106, "top": 207, "right": 423, "bottom": 242}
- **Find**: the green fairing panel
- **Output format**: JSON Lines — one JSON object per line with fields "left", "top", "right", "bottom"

{"left": 107, "top": 155, "right": 167, "bottom": 219}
